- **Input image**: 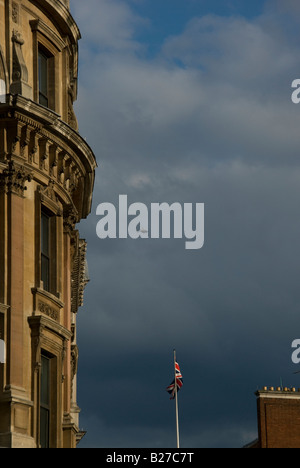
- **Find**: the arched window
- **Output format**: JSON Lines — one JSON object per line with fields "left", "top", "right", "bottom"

{"left": 0, "top": 45, "right": 7, "bottom": 104}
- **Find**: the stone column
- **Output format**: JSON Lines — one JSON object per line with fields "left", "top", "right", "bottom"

{"left": 0, "top": 161, "right": 34, "bottom": 448}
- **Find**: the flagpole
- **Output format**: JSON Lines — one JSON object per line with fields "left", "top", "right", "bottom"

{"left": 174, "top": 349, "right": 180, "bottom": 449}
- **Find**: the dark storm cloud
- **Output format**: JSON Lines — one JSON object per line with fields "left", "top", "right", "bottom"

{"left": 71, "top": 0, "right": 300, "bottom": 447}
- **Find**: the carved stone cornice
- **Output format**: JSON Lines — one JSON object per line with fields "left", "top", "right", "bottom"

{"left": 0, "top": 160, "right": 32, "bottom": 196}
{"left": 32, "top": 0, "right": 81, "bottom": 45}
{"left": 28, "top": 315, "right": 72, "bottom": 342}
{"left": 0, "top": 96, "right": 96, "bottom": 220}
{"left": 30, "top": 19, "right": 66, "bottom": 52}
{"left": 28, "top": 315, "right": 72, "bottom": 374}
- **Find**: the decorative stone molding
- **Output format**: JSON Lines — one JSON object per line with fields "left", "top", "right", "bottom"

{"left": 30, "top": 19, "right": 66, "bottom": 52}
{"left": 39, "top": 179, "right": 56, "bottom": 202}
{"left": 10, "top": 31, "right": 32, "bottom": 99}
{"left": 61, "top": 340, "right": 67, "bottom": 382}
{"left": 0, "top": 96, "right": 96, "bottom": 220}
{"left": 33, "top": 0, "right": 81, "bottom": 46}
{"left": 31, "top": 288, "right": 64, "bottom": 327}
{"left": 60, "top": 0, "right": 70, "bottom": 10}
{"left": 63, "top": 204, "right": 78, "bottom": 234}
{"left": 28, "top": 315, "right": 72, "bottom": 343}
{"left": 0, "top": 160, "right": 32, "bottom": 196}
{"left": 71, "top": 235, "right": 89, "bottom": 314}
{"left": 68, "top": 85, "right": 78, "bottom": 131}
{"left": 71, "top": 344, "right": 78, "bottom": 381}
{"left": 28, "top": 315, "right": 72, "bottom": 371}
{"left": 12, "top": 2, "right": 20, "bottom": 24}
{"left": 38, "top": 301, "right": 59, "bottom": 321}
{"left": 37, "top": 180, "right": 63, "bottom": 216}
{"left": 0, "top": 303, "right": 10, "bottom": 314}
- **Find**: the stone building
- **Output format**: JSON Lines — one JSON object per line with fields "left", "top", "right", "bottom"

{"left": 0, "top": 0, "right": 97, "bottom": 448}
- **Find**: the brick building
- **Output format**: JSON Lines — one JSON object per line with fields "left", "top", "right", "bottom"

{"left": 246, "top": 387, "right": 300, "bottom": 448}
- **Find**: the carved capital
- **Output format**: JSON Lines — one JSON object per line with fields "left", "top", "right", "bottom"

{"left": 0, "top": 160, "right": 32, "bottom": 196}
{"left": 63, "top": 205, "right": 78, "bottom": 234}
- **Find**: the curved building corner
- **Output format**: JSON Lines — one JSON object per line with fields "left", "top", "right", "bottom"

{"left": 0, "top": 0, "right": 97, "bottom": 448}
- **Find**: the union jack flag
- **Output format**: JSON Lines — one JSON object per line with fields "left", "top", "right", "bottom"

{"left": 166, "top": 361, "right": 183, "bottom": 399}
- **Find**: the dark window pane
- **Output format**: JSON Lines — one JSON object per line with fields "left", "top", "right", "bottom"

{"left": 41, "top": 213, "right": 49, "bottom": 256}
{"left": 41, "top": 255, "right": 49, "bottom": 292}
{"left": 41, "top": 355, "right": 50, "bottom": 406}
{"left": 38, "top": 50, "right": 48, "bottom": 107}
{"left": 41, "top": 212, "right": 50, "bottom": 291}
{"left": 40, "top": 355, "right": 50, "bottom": 449}
{"left": 39, "top": 93, "right": 48, "bottom": 108}
{"left": 40, "top": 407, "right": 49, "bottom": 448}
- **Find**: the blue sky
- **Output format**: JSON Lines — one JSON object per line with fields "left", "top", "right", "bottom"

{"left": 70, "top": 0, "right": 300, "bottom": 448}
{"left": 130, "top": 0, "right": 264, "bottom": 52}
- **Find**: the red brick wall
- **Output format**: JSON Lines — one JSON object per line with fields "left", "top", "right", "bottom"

{"left": 257, "top": 396, "right": 300, "bottom": 448}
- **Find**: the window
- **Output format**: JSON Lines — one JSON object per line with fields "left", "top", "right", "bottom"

{"left": 38, "top": 49, "right": 49, "bottom": 107}
{"left": 31, "top": 21, "right": 64, "bottom": 112}
{"left": 40, "top": 354, "right": 50, "bottom": 448}
{"left": 41, "top": 211, "right": 50, "bottom": 292}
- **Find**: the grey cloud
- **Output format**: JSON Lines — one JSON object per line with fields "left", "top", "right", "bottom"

{"left": 72, "top": 0, "right": 146, "bottom": 53}
{"left": 74, "top": 19, "right": 300, "bottom": 177}
{"left": 70, "top": 0, "right": 300, "bottom": 448}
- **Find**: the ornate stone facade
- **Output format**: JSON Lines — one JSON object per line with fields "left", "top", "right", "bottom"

{"left": 0, "top": 0, "right": 96, "bottom": 448}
